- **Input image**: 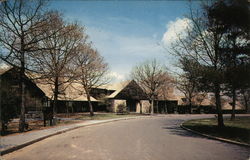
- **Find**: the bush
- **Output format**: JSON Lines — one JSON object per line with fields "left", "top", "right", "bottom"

{"left": 116, "top": 104, "right": 127, "bottom": 114}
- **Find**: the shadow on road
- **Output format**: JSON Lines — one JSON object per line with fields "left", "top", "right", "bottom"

{"left": 162, "top": 119, "right": 203, "bottom": 138}
{"left": 162, "top": 125, "right": 202, "bottom": 138}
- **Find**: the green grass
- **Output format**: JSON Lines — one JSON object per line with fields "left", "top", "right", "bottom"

{"left": 183, "top": 117, "right": 250, "bottom": 144}
{"left": 76, "top": 113, "right": 143, "bottom": 120}
{"left": 55, "top": 113, "right": 147, "bottom": 126}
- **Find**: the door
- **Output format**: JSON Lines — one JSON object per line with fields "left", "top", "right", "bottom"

{"left": 127, "top": 99, "right": 136, "bottom": 112}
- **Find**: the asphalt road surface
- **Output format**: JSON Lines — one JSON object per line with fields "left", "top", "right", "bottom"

{"left": 3, "top": 115, "right": 250, "bottom": 160}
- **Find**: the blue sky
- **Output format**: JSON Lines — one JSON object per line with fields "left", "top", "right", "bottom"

{"left": 49, "top": 0, "right": 198, "bottom": 82}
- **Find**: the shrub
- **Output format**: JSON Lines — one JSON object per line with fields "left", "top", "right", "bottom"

{"left": 116, "top": 104, "right": 127, "bottom": 114}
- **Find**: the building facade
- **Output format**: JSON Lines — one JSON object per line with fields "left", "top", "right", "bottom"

{"left": 0, "top": 67, "right": 47, "bottom": 117}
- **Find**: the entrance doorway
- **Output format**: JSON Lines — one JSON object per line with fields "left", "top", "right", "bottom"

{"left": 126, "top": 99, "right": 137, "bottom": 112}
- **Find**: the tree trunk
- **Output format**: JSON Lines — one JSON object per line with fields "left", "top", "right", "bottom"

{"left": 243, "top": 93, "right": 248, "bottom": 113}
{"left": 165, "top": 101, "right": 167, "bottom": 114}
{"left": 19, "top": 52, "right": 26, "bottom": 132}
{"left": 231, "top": 88, "right": 236, "bottom": 120}
{"left": 0, "top": 78, "right": 2, "bottom": 134}
{"left": 1, "top": 122, "right": 6, "bottom": 135}
{"left": 139, "top": 101, "right": 142, "bottom": 114}
{"left": 151, "top": 99, "right": 154, "bottom": 114}
{"left": 189, "top": 102, "right": 192, "bottom": 114}
{"left": 188, "top": 95, "right": 192, "bottom": 114}
{"left": 71, "top": 106, "right": 74, "bottom": 114}
{"left": 86, "top": 91, "right": 94, "bottom": 116}
{"left": 66, "top": 102, "right": 69, "bottom": 118}
{"left": 156, "top": 100, "right": 159, "bottom": 113}
{"left": 53, "top": 77, "right": 59, "bottom": 125}
{"left": 44, "top": 118, "right": 46, "bottom": 127}
{"left": 215, "top": 84, "right": 224, "bottom": 128}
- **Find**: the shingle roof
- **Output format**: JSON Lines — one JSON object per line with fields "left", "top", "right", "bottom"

{"left": 0, "top": 66, "right": 12, "bottom": 75}
{"left": 99, "top": 80, "right": 148, "bottom": 100}
{"left": 36, "top": 81, "right": 98, "bottom": 102}
{"left": 0, "top": 66, "right": 97, "bottom": 102}
{"left": 104, "top": 81, "right": 131, "bottom": 98}
{"left": 176, "top": 93, "right": 245, "bottom": 110}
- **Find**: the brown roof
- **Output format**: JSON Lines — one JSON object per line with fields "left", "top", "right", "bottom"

{"left": 98, "top": 80, "right": 148, "bottom": 100}
{"left": 36, "top": 81, "right": 98, "bottom": 102}
{"left": 0, "top": 66, "right": 97, "bottom": 102}
{"left": 0, "top": 66, "right": 12, "bottom": 75}
{"left": 176, "top": 93, "right": 245, "bottom": 110}
{"left": 104, "top": 81, "right": 130, "bottom": 98}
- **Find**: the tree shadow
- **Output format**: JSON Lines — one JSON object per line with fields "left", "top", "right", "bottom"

{"left": 162, "top": 125, "right": 202, "bottom": 138}
{"left": 161, "top": 119, "right": 203, "bottom": 138}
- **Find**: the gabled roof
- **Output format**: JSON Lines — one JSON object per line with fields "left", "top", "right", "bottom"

{"left": 105, "top": 81, "right": 130, "bottom": 98}
{"left": 0, "top": 66, "right": 97, "bottom": 102}
{"left": 0, "top": 66, "right": 12, "bottom": 75}
{"left": 1, "top": 67, "right": 46, "bottom": 97}
{"left": 99, "top": 80, "right": 148, "bottom": 100}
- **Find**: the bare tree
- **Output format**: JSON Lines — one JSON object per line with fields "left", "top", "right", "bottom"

{"left": 167, "top": 1, "right": 230, "bottom": 127}
{"left": 31, "top": 13, "right": 86, "bottom": 121}
{"left": 131, "top": 59, "right": 168, "bottom": 114}
{"left": 176, "top": 74, "right": 196, "bottom": 113}
{"left": 0, "top": 0, "right": 58, "bottom": 131}
{"left": 194, "top": 93, "right": 207, "bottom": 107}
{"left": 157, "top": 73, "right": 175, "bottom": 113}
{"left": 239, "top": 89, "right": 250, "bottom": 113}
{"left": 74, "top": 43, "right": 109, "bottom": 116}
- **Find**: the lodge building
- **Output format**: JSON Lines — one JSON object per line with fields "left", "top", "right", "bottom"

{"left": 0, "top": 67, "right": 247, "bottom": 117}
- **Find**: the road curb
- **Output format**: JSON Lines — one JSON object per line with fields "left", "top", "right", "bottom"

{"left": 1, "top": 115, "right": 164, "bottom": 156}
{"left": 180, "top": 123, "right": 250, "bottom": 148}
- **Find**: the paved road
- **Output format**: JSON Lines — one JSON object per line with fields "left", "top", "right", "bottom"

{"left": 3, "top": 115, "right": 250, "bottom": 160}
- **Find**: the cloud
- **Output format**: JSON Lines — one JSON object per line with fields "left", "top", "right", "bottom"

{"left": 161, "top": 17, "right": 191, "bottom": 46}
{"left": 108, "top": 71, "right": 125, "bottom": 82}
{"left": 117, "top": 36, "right": 163, "bottom": 56}
{"left": 86, "top": 27, "right": 166, "bottom": 82}
{"left": 87, "top": 27, "right": 163, "bottom": 57}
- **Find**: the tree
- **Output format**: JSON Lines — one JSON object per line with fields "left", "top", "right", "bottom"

{"left": 176, "top": 57, "right": 209, "bottom": 113}
{"left": 239, "top": 89, "right": 250, "bottom": 112}
{"left": 212, "top": 0, "right": 250, "bottom": 120}
{"left": 31, "top": 13, "right": 86, "bottom": 121}
{"left": 176, "top": 74, "right": 196, "bottom": 113}
{"left": 157, "top": 73, "right": 175, "bottom": 113}
{"left": 0, "top": 0, "right": 58, "bottom": 131}
{"left": 74, "top": 43, "right": 109, "bottom": 116}
{"left": 131, "top": 59, "right": 168, "bottom": 114}
{"left": 168, "top": 1, "right": 232, "bottom": 127}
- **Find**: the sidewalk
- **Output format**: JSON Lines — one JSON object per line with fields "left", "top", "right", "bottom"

{"left": 0, "top": 115, "right": 155, "bottom": 155}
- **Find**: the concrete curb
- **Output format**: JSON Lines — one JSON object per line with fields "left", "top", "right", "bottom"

{"left": 1, "top": 115, "right": 164, "bottom": 156}
{"left": 180, "top": 123, "right": 250, "bottom": 148}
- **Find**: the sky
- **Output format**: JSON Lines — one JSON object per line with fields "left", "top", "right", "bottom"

{"left": 49, "top": 0, "right": 199, "bottom": 82}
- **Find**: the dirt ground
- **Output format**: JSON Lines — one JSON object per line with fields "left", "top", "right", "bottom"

{"left": 1, "top": 113, "right": 88, "bottom": 136}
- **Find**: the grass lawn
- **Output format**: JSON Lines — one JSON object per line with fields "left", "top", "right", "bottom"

{"left": 182, "top": 116, "right": 250, "bottom": 144}
{"left": 75, "top": 113, "right": 143, "bottom": 120}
